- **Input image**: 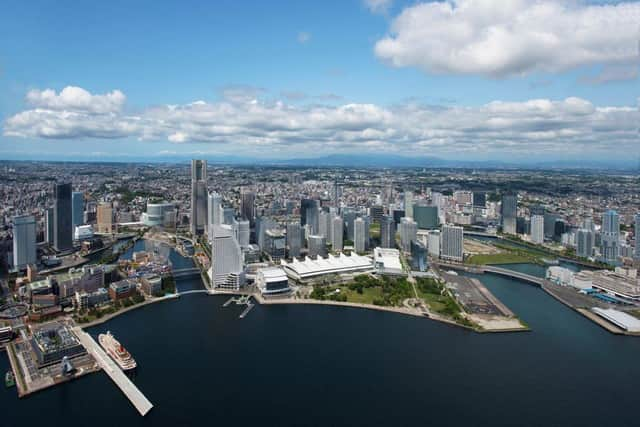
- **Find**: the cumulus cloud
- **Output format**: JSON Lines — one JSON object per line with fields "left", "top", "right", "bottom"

{"left": 374, "top": 0, "right": 640, "bottom": 78}
{"left": 3, "top": 86, "right": 638, "bottom": 157}
{"left": 364, "top": 0, "right": 393, "bottom": 14}
{"left": 26, "top": 86, "right": 125, "bottom": 113}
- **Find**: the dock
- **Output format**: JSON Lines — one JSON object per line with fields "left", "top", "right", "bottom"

{"left": 75, "top": 329, "right": 153, "bottom": 416}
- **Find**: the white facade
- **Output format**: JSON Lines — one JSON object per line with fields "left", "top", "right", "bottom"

{"left": 74, "top": 225, "right": 94, "bottom": 240}
{"left": 530, "top": 215, "right": 544, "bottom": 244}
{"left": 281, "top": 253, "right": 373, "bottom": 281}
{"left": 208, "top": 225, "right": 245, "bottom": 290}
{"left": 404, "top": 190, "right": 414, "bottom": 219}
{"left": 331, "top": 216, "right": 343, "bottom": 252}
{"left": 237, "top": 219, "right": 250, "bottom": 247}
{"left": 546, "top": 266, "right": 574, "bottom": 286}
{"left": 427, "top": 230, "right": 441, "bottom": 258}
{"left": 207, "top": 192, "right": 223, "bottom": 234}
{"left": 399, "top": 217, "right": 417, "bottom": 253}
{"left": 354, "top": 217, "right": 366, "bottom": 253}
{"left": 256, "top": 267, "right": 291, "bottom": 295}
{"left": 373, "top": 247, "right": 403, "bottom": 274}
{"left": 441, "top": 225, "right": 463, "bottom": 261}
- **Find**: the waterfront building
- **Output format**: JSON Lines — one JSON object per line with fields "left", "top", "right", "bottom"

{"left": 29, "top": 323, "right": 86, "bottom": 367}
{"left": 354, "top": 217, "right": 366, "bottom": 253}
{"left": 240, "top": 187, "right": 255, "bottom": 227}
{"left": 331, "top": 216, "right": 344, "bottom": 252}
{"left": 256, "top": 267, "right": 291, "bottom": 295}
{"left": 72, "top": 191, "right": 84, "bottom": 231}
{"left": 399, "top": 217, "right": 418, "bottom": 253}
{"left": 591, "top": 269, "right": 640, "bottom": 300}
{"left": 53, "top": 182, "right": 73, "bottom": 251}
{"left": 208, "top": 225, "right": 245, "bottom": 290}
{"left": 373, "top": 247, "right": 403, "bottom": 275}
{"left": 380, "top": 215, "right": 396, "bottom": 249}
{"left": 601, "top": 210, "right": 620, "bottom": 265}
{"left": 281, "top": 253, "right": 373, "bottom": 282}
{"left": 441, "top": 225, "right": 463, "bottom": 262}
{"left": 301, "top": 199, "right": 319, "bottom": 234}
{"left": 307, "top": 234, "right": 327, "bottom": 258}
{"left": 191, "top": 159, "right": 208, "bottom": 236}
{"left": 404, "top": 190, "right": 414, "bottom": 219}
{"left": 96, "top": 203, "right": 114, "bottom": 234}
{"left": 286, "top": 222, "right": 303, "bottom": 258}
{"left": 530, "top": 214, "right": 545, "bottom": 244}
{"left": 413, "top": 204, "right": 439, "bottom": 230}
{"left": 12, "top": 214, "right": 36, "bottom": 271}
{"left": 501, "top": 192, "right": 517, "bottom": 235}
{"left": 142, "top": 202, "right": 175, "bottom": 228}
{"left": 576, "top": 228, "right": 594, "bottom": 258}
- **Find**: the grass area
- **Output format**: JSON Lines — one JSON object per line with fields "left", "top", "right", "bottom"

{"left": 415, "top": 277, "right": 474, "bottom": 327}
{"left": 467, "top": 252, "right": 536, "bottom": 265}
{"left": 310, "top": 274, "right": 412, "bottom": 307}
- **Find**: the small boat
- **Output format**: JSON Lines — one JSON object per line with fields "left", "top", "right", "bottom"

{"left": 5, "top": 371, "right": 15, "bottom": 388}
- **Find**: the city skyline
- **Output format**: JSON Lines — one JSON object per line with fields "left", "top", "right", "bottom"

{"left": 1, "top": 0, "right": 638, "bottom": 163}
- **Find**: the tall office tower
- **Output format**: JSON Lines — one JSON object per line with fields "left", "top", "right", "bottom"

{"left": 370, "top": 205, "right": 384, "bottom": 224}
{"left": 264, "top": 229, "right": 286, "bottom": 262}
{"left": 209, "top": 225, "right": 244, "bottom": 290}
{"left": 256, "top": 217, "right": 276, "bottom": 249}
{"left": 96, "top": 203, "right": 113, "bottom": 234}
{"left": 342, "top": 207, "right": 357, "bottom": 241}
{"left": 12, "top": 215, "right": 36, "bottom": 271}
{"left": 472, "top": 192, "right": 486, "bottom": 208}
{"left": 399, "top": 217, "right": 418, "bottom": 253}
{"left": 413, "top": 204, "right": 439, "bottom": 229}
{"left": 576, "top": 228, "right": 595, "bottom": 258}
{"left": 307, "top": 235, "right": 327, "bottom": 258}
{"left": 404, "top": 190, "right": 414, "bottom": 219}
{"left": 427, "top": 230, "right": 441, "bottom": 258}
{"left": 441, "top": 224, "right": 464, "bottom": 262}
{"left": 240, "top": 187, "right": 256, "bottom": 227}
{"left": 582, "top": 216, "right": 595, "bottom": 231}
{"left": 318, "top": 210, "right": 331, "bottom": 239}
{"left": 354, "top": 217, "right": 366, "bottom": 253}
{"left": 190, "top": 159, "right": 208, "bottom": 236}
{"left": 207, "top": 192, "right": 223, "bottom": 233}
{"left": 333, "top": 179, "right": 342, "bottom": 206}
{"left": 544, "top": 213, "right": 559, "bottom": 238}
{"left": 635, "top": 214, "right": 640, "bottom": 259}
{"left": 331, "top": 216, "right": 344, "bottom": 252}
{"left": 300, "top": 199, "right": 319, "bottom": 234}
{"left": 501, "top": 192, "right": 517, "bottom": 235}
{"left": 237, "top": 219, "right": 250, "bottom": 247}
{"left": 223, "top": 207, "right": 236, "bottom": 225}
{"left": 72, "top": 192, "right": 84, "bottom": 233}
{"left": 53, "top": 182, "right": 73, "bottom": 251}
{"left": 45, "top": 207, "right": 54, "bottom": 244}
{"left": 410, "top": 241, "right": 428, "bottom": 272}
{"left": 380, "top": 215, "right": 396, "bottom": 249}
{"left": 286, "top": 222, "right": 303, "bottom": 259}
{"left": 601, "top": 209, "right": 620, "bottom": 264}
{"left": 530, "top": 214, "right": 545, "bottom": 244}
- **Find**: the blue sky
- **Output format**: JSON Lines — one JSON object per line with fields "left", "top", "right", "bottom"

{"left": 1, "top": 0, "right": 638, "bottom": 163}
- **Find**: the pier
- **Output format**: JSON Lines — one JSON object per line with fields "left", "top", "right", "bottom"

{"left": 222, "top": 295, "right": 255, "bottom": 318}
{"left": 74, "top": 329, "right": 153, "bottom": 416}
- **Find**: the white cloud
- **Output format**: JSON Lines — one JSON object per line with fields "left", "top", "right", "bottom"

{"left": 4, "top": 86, "right": 638, "bottom": 158}
{"left": 364, "top": 0, "right": 393, "bottom": 14}
{"left": 26, "top": 86, "right": 125, "bottom": 113}
{"left": 374, "top": 0, "right": 640, "bottom": 78}
{"left": 297, "top": 31, "right": 311, "bottom": 44}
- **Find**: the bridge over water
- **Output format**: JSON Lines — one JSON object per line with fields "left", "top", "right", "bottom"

{"left": 434, "top": 262, "right": 546, "bottom": 287}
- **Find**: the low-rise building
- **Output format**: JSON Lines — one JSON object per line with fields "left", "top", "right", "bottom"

{"left": 108, "top": 279, "right": 137, "bottom": 300}
{"left": 281, "top": 253, "right": 373, "bottom": 282}
{"left": 373, "top": 247, "right": 403, "bottom": 275}
{"left": 256, "top": 267, "right": 291, "bottom": 296}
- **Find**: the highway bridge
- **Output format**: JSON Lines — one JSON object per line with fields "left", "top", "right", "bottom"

{"left": 433, "top": 262, "right": 546, "bottom": 287}
{"left": 171, "top": 267, "right": 201, "bottom": 278}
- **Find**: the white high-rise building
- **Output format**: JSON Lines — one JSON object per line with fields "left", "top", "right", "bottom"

{"left": 318, "top": 210, "right": 331, "bottom": 239}
{"left": 441, "top": 225, "right": 464, "bottom": 261}
{"left": 12, "top": 215, "right": 36, "bottom": 271}
{"left": 530, "top": 214, "right": 545, "bottom": 244}
{"left": 399, "top": 217, "right": 417, "bottom": 253}
{"left": 601, "top": 210, "right": 620, "bottom": 264}
{"left": 208, "top": 225, "right": 244, "bottom": 290}
{"left": 191, "top": 159, "right": 208, "bottom": 236}
{"left": 331, "top": 216, "right": 343, "bottom": 252}
{"left": 427, "top": 230, "right": 440, "bottom": 258}
{"left": 354, "top": 217, "right": 366, "bottom": 253}
{"left": 308, "top": 235, "right": 327, "bottom": 258}
{"left": 635, "top": 214, "right": 640, "bottom": 260}
{"left": 237, "top": 219, "right": 250, "bottom": 247}
{"left": 207, "top": 192, "right": 223, "bottom": 238}
{"left": 404, "top": 190, "right": 414, "bottom": 219}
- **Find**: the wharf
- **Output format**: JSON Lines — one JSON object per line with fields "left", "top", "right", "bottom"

{"left": 74, "top": 329, "right": 153, "bottom": 416}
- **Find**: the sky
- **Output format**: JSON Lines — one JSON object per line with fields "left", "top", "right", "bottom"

{"left": 0, "top": 0, "right": 638, "bottom": 164}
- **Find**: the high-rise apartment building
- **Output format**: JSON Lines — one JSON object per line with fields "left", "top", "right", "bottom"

{"left": 501, "top": 192, "right": 517, "bottom": 235}
{"left": 530, "top": 214, "right": 545, "bottom": 244}
{"left": 399, "top": 217, "right": 417, "bottom": 252}
{"left": 380, "top": 215, "right": 396, "bottom": 249}
{"left": 576, "top": 228, "right": 594, "bottom": 258}
{"left": 286, "top": 222, "right": 303, "bottom": 259}
{"left": 601, "top": 209, "right": 619, "bottom": 264}
{"left": 404, "top": 190, "right": 414, "bottom": 219}
{"left": 354, "top": 217, "right": 366, "bottom": 253}
{"left": 208, "top": 225, "right": 244, "bottom": 290}
{"left": 331, "top": 216, "right": 343, "bottom": 252}
{"left": 53, "top": 182, "right": 73, "bottom": 251}
{"left": 441, "top": 224, "right": 464, "bottom": 262}
{"left": 191, "top": 159, "right": 208, "bottom": 236}
{"left": 96, "top": 203, "right": 113, "bottom": 234}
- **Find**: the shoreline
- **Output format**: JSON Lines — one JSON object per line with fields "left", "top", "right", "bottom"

{"left": 77, "top": 294, "right": 179, "bottom": 329}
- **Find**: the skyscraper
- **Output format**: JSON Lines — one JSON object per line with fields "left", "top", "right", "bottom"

{"left": 441, "top": 224, "right": 464, "bottom": 261}
{"left": 72, "top": 191, "right": 84, "bottom": 232}
{"left": 427, "top": 230, "right": 441, "bottom": 258}
{"left": 301, "top": 199, "right": 319, "bottom": 234}
{"left": 601, "top": 209, "right": 619, "bottom": 264}
{"left": 53, "top": 182, "right": 73, "bottom": 251}
{"left": 191, "top": 159, "right": 208, "bottom": 236}
{"left": 331, "top": 216, "right": 343, "bottom": 252}
{"left": 96, "top": 203, "right": 113, "bottom": 234}
{"left": 318, "top": 210, "right": 331, "bottom": 239}
{"left": 307, "top": 235, "right": 327, "bottom": 258}
{"left": 286, "top": 222, "right": 303, "bottom": 259}
{"left": 237, "top": 219, "right": 250, "bottom": 247}
{"left": 354, "top": 217, "right": 366, "bottom": 253}
{"left": 576, "top": 228, "right": 594, "bottom": 258}
{"left": 208, "top": 225, "right": 244, "bottom": 290}
{"left": 207, "top": 192, "right": 223, "bottom": 237}
{"left": 472, "top": 192, "right": 486, "bottom": 208}
{"left": 413, "top": 204, "right": 439, "bottom": 229}
{"left": 404, "top": 190, "right": 414, "bottom": 219}
{"left": 635, "top": 213, "right": 640, "bottom": 260}
{"left": 45, "top": 207, "right": 54, "bottom": 244}
{"left": 530, "top": 214, "right": 545, "bottom": 244}
{"left": 240, "top": 187, "right": 255, "bottom": 227}
{"left": 380, "top": 215, "right": 396, "bottom": 249}
{"left": 12, "top": 215, "right": 36, "bottom": 271}
{"left": 399, "top": 217, "right": 417, "bottom": 252}
{"left": 501, "top": 192, "right": 517, "bottom": 235}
